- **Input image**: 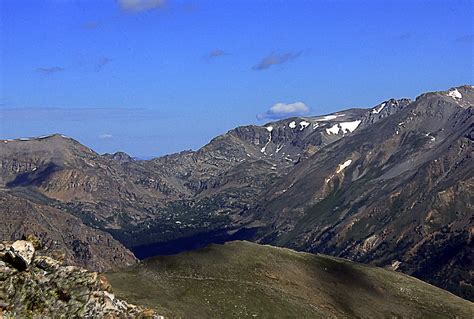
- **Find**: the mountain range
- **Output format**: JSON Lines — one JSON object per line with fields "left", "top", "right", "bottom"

{"left": 0, "top": 85, "right": 472, "bottom": 301}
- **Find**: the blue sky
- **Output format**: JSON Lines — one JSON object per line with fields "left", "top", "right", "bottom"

{"left": 0, "top": 0, "right": 472, "bottom": 157}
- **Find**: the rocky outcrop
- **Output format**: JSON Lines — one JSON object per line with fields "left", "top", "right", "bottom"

{"left": 0, "top": 239, "right": 162, "bottom": 318}
{"left": 5, "top": 240, "right": 35, "bottom": 271}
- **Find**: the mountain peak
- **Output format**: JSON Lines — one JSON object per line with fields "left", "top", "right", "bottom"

{"left": 414, "top": 84, "right": 474, "bottom": 109}
{"left": 103, "top": 151, "right": 134, "bottom": 163}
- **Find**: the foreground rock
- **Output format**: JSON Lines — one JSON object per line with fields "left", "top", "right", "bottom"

{"left": 5, "top": 240, "right": 35, "bottom": 270}
{"left": 0, "top": 240, "right": 162, "bottom": 318}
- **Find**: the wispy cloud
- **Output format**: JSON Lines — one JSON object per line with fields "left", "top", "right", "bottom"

{"left": 182, "top": 3, "right": 200, "bottom": 13}
{"left": 204, "top": 49, "right": 227, "bottom": 61}
{"left": 252, "top": 51, "right": 302, "bottom": 71}
{"left": 0, "top": 98, "right": 11, "bottom": 107}
{"left": 0, "top": 107, "right": 171, "bottom": 122}
{"left": 35, "top": 67, "right": 65, "bottom": 75}
{"left": 393, "top": 32, "right": 412, "bottom": 40}
{"left": 208, "top": 49, "right": 227, "bottom": 58}
{"left": 98, "top": 133, "right": 113, "bottom": 139}
{"left": 257, "top": 102, "right": 309, "bottom": 120}
{"left": 82, "top": 21, "right": 99, "bottom": 30}
{"left": 118, "top": 0, "right": 166, "bottom": 12}
{"left": 456, "top": 34, "right": 473, "bottom": 43}
{"left": 95, "top": 57, "right": 112, "bottom": 71}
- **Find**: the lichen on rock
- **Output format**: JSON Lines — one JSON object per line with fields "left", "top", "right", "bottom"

{"left": 0, "top": 240, "right": 162, "bottom": 318}
{"left": 6, "top": 240, "right": 35, "bottom": 271}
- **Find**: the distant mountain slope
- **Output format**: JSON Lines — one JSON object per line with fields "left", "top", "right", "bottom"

{"left": 248, "top": 85, "right": 474, "bottom": 300}
{"left": 107, "top": 241, "right": 473, "bottom": 319}
{"left": 0, "top": 189, "right": 136, "bottom": 271}
{"left": 0, "top": 103, "right": 395, "bottom": 251}
{"left": 0, "top": 85, "right": 471, "bottom": 300}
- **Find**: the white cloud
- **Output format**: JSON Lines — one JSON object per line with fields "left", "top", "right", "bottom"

{"left": 270, "top": 102, "right": 308, "bottom": 114}
{"left": 118, "top": 0, "right": 166, "bottom": 12}
{"left": 257, "top": 102, "right": 309, "bottom": 120}
{"left": 99, "top": 133, "right": 113, "bottom": 139}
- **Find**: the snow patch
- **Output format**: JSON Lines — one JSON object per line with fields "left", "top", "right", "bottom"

{"left": 276, "top": 145, "right": 284, "bottom": 153}
{"left": 314, "top": 114, "right": 344, "bottom": 122}
{"left": 371, "top": 103, "right": 386, "bottom": 114}
{"left": 289, "top": 121, "right": 296, "bottom": 129}
{"left": 425, "top": 133, "right": 436, "bottom": 142}
{"left": 261, "top": 128, "right": 273, "bottom": 154}
{"left": 299, "top": 121, "right": 310, "bottom": 130}
{"left": 325, "top": 120, "right": 361, "bottom": 135}
{"left": 339, "top": 120, "right": 361, "bottom": 133}
{"left": 447, "top": 89, "right": 462, "bottom": 99}
{"left": 336, "top": 159, "right": 352, "bottom": 173}
{"left": 326, "top": 124, "right": 340, "bottom": 135}
{"left": 266, "top": 126, "right": 273, "bottom": 132}
{"left": 38, "top": 135, "right": 54, "bottom": 139}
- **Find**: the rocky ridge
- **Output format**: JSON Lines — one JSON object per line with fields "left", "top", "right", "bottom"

{"left": 0, "top": 238, "right": 161, "bottom": 318}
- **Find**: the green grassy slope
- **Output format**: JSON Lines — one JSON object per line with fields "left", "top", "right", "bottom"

{"left": 106, "top": 241, "right": 473, "bottom": 318}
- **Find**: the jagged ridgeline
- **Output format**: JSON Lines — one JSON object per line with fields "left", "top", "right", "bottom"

{"left": 0, "top": 85, "right": 473, "bottom": 304}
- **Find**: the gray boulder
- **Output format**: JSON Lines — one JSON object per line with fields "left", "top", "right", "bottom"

{"left": 6, "top": 240, "right": 35, "bottom": 270}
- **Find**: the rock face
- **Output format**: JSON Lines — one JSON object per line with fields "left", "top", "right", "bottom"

{"left": 6, "top": 240, "right": 35, "bottom": 270}
{"left": 0, "top": 240, "right": 161, "bottom": 318}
